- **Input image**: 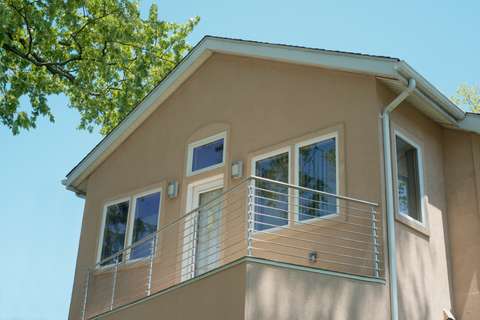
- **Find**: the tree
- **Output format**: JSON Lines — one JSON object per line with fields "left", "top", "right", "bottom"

{"left": 0, "top": 0, "right": 199, "bottom": 135}
{"left": 452, "top": 84, "right": 480, "bottom": 113}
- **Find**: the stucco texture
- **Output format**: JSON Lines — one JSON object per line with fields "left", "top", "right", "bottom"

{"left": 68, "top": 52, "right": 470, "bottom": 320}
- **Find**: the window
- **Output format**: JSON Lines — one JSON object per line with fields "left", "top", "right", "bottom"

{"left": 395, "top": 134, "right": 423, "bottom": 223}
{"left": 296, "top": 135, "right": 338, "bottom": 220}
{"left": 252, "top": 149, "right": 290, "bottom": 231}
{"left": 99, "top": 200, "right": 130, "bottom": 265}
{"left": 128, "top": 191, "right": 162, "bottom": 260}
{"left": 187, "top": 132, "right": 226, "bottom": 175}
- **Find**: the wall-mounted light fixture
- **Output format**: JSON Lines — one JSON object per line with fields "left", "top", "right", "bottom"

{"left": 308, "top": 251, "right": 318, "bottom": 263}
{"left": 167, "top": 181, "right": 179, "bottom": 199}
{"left": 231, "top": 160, "right": 243, "bottom": 179}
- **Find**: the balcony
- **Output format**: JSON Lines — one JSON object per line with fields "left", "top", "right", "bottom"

{"left": 80, "top": 176, "right": 384, "bottom": 319}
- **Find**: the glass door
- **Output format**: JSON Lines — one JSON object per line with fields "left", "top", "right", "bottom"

{"left": 194, "top": 187, "right": 223, "bottom": 275}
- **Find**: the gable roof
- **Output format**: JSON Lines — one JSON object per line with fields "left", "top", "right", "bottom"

{"left": 63, "top": 35, "right": 478, "bottom": 195}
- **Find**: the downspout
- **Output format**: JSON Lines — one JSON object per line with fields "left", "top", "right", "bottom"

{"left": 382, "top": 78, "right": 416, "bottom": 320}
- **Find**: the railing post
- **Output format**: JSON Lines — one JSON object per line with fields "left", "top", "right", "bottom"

{"left": 247, "top": 178, "right": 255, "bottom": 256}
{"left": 81, "top": 268, "right": 90, "bottom": 320}
{"left": 371, "top": 206, "right": 380, "bottom": 278}
{"left": 146, "top": 235, "right": 156, "bottom": 296}
{"left": 110, "top": 257, "right": 119, "bottom": 310}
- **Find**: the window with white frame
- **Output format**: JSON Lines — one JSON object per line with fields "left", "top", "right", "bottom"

{"left": 252, "top": 149, "right": 290, "bottom": 231}
{"left": 98, "top": 190, "right": 162, "bottom": 266}
{"left": 128, "top": 190, "right": 162, "bottom": 260}
{"left": 99, "top": 200, "right": 130, "bottom": 265}
{"left": 296, "top": 134, "right": 338, "bottom": 220}
{"left": 187, "top": 132, "right": 226, "bottom": 176}
{"left": 395, "top": 133, "right": 423, "bottom": 223}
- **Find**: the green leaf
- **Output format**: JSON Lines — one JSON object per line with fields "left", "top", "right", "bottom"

{"left": 0, "top": 0, "right": 199, "bottom": 135}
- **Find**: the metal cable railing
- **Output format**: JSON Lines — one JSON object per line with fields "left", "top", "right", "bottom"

{"left": 81, "top": 176, "right": 383, "bottom": 319}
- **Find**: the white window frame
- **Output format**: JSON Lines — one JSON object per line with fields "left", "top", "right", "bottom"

{"left": 186, "top": 132, "right": 227, "bottom": 176}
{"left": 251, "top": 146, "right": 292, "bottom": 233}
{"left": 97, "top": 197, "right": 131, "bottom": 265}
{"left": 294, "top": 132, "right": 340, "bottom": 223}
{"left": 125, "top": 188, "right": 163, "bottom": 262}
{"left": 181, "top": 174, "right": 224, "bottom": 281}
{"left": 393, "top": 129, "right": 426, "bottom": 227}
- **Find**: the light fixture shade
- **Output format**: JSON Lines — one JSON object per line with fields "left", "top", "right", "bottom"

{"left": 167, "top": 181, "right": 179, "bottom": 199}
{"left": 231, "top": 160, "right": 243, "bottom": 179}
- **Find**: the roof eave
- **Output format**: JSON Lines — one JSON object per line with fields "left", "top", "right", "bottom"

{"left": 64, "top": 38, "right": 215, "bottom": 191}
{"left": 395, "top": 61, "right": 465, "bottom": 122}
{"left": 63, "top": 36, "right": 469, "bottom": 194}
{"left": 458, "top": 113, "right": 480, "bottom": 134}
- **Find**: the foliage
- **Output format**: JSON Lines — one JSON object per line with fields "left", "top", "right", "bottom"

{"left": 452, "top": 83, "right": 480, "bottom": 113}
{"left": 0, "top": 0, "right": 199, "bottom": 134}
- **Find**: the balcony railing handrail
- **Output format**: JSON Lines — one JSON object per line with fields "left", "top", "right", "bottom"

{"left": 250, "top": 175, "right": 379, "bottom": 207}
{"left": 95, "top": 176, "right": 251, "bottom": 266}
{"left": 84, "top": 175, "right": 384, "bottom": 319}
{"left": 95, "top": 175, "right": 378, "bottom": 267}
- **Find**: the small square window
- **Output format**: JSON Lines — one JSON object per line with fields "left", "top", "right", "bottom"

{"left": 395, "top": 134, "right": 423, "bottom": 223}
{"left": 187, "top": 133, "right": 226, "bottom": 175}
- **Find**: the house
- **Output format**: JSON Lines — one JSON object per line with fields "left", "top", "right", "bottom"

{"left": 64, "top": 36, "right": 480, "bottom": 320}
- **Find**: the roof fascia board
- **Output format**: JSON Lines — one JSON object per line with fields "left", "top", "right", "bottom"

{"left": 396, "top": 62, "right": 465, "bottom": 120}
{"left": 205, "top": 37, "right": 400, "bottom": 79}
{"left": 64, "top": 41, "right": 213, "bottom": 189}
{"left": 65, "top": 37, "right": 402, "bottom": 190}
{"left": 64, "top": 37, "right": 469, "bottom": 192}
{"left": 458, "top": 113, "right": 480, "bottom": 134}
{"left": 411, "top": 88, "right": 459, "bottom": 125}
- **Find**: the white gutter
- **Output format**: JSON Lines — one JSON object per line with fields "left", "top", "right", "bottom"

{"left": 382, "top": 78, "right": 416, "bottom": 320}
{"left": 395, "top": 63, "right": 465, "bottom": 121}
{"left": 61, "top": 179, "right": 86, "bottom": 199}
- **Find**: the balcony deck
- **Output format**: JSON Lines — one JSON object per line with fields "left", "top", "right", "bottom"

{"left": 81, "top": 176, "right": 384, "bottom": 319}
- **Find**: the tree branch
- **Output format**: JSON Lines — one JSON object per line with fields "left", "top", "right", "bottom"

{"left": 2, "top": 43, "right": 76, "bottom": 82}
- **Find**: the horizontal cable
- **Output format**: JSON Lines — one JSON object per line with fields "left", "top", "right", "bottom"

{"left": 98, "top": 196, "right": 246, "bottom": 267}
{"left": 90, "top": 237, "right": 247, "bottom": 304}
{"left": 253, "top": 237, "right": 382, "bottom": 264}
{"left": 254, "top": 194, "right": 380, "bottom": 229}
{"left": 253, "top": 220, "right": 378, "bottom": 246}
{"left": 150, "top": 228, "right": 246, "bottom": 272}
{"left": 251, "top": 246, "right": 383, "bottom": 272}
{"left": 149, "top": 243, "right": 247, "bottom": 288}
{"left": 251, "top": 175, "right": 379, "bottom": 206}
{"left": 251, "top": 227, "right": 381, "bottom": 254}
{"left": 254, "top": 187, "right": 378, "bottom": 216}
{"left": 254, "top": 209, "right": 380, "bottom": 240}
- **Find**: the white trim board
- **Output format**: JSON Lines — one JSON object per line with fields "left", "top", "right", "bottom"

{"left": 393, "top": 129, "right": 428, "bottom": 229}
{"left": 186, "top": 131, "right": 227, "bottom": 176}
{"left": 63, "top": 36, "right": 468, "bottom": 194}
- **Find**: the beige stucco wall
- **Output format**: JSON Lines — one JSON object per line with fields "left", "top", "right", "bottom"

{"left": 388, "top": 102, "right": 453, "bottom": 320}
{"left": 68, "top": 52, "right": 460, "bottom": 320}
{"left": 443, "top": 129, "right": 480, "bottom": 320}
{"left": 245, "top": 261, "right": 388, "bottom": 320}
{"left": 68, "top": 53, "right": 389, "bottom": 319}
{"left": 98, "top": 261, "right": 246, "bottom": 320}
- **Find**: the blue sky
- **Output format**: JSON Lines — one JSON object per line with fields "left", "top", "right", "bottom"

{"left": 0, "top": 1, "right": 478, "bottom": 319}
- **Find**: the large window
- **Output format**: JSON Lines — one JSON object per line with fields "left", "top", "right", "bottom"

{"left": 99, "top": 200, "right": 130, "bottom": 265}
{"left": 296, "top": 135, "right": 338, "bottom": 220}
{"left": 187, "top": 132, "right": 226, "bottom": 175}
{"left": 98, "top": 189, "right": 162, "bottom": 266}
{"left": 395, "top": 133, "right": 423, "bottom": 223}
{"left": 129, "top": 191, "right": 162, "bottom": 260}
{"left": 253, "top": 149, "right": 290, "bottom": 231}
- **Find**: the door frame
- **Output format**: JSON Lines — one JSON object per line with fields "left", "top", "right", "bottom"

{"left": 181, "top": 174, "right": 224, "bottom": 281}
